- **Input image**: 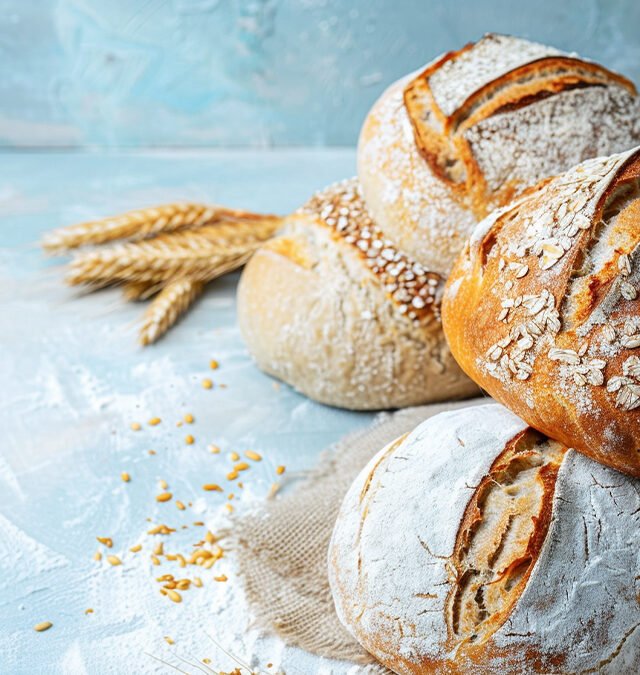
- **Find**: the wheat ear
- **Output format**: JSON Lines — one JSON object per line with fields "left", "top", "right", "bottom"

{"left": 138, "top": 278, "right": 205, "bottom": 346}
{"left": 42, "top": 202, "right": 280, "bottom": 253}
{"left": 122, "top": 280, "right": 164, "bottom": 301}
{"left": 66, "top": 217, "right": 281, "bottom": 286}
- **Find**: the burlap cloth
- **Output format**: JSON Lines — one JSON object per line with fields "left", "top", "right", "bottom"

{"left": 229, "top": 397, "right": 487, "bottom": 671}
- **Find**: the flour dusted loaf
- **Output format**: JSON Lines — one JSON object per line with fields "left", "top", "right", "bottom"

{"left": 359, "top": 33, "right": 640, "bottom": 275}
{"left": 443, "top": 147, "right": 640, "bottom": 477}
{"left": 237, "top": 179, "right": 477, "bottom": 410}
{"left": 328, "top": 404, "right": 640, "bottom": 674}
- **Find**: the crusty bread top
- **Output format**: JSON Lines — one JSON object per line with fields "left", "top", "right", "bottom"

{"left": 329, "top": 405, "right": 640, "bottom": 673}
{"left": 443, "top": 147, "right": 640, "bottom": 475}
{"left": 403, "top": 33, "right": 638, "bottom": 213}
{"left": 290, "top": 178, "right": 444, "bottom": 324}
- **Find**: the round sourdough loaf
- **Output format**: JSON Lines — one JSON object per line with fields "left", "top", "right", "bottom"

{"left": 328, "top": 404, "right": 640, "bottom": 674}
{"left": 237, "top": 179, "right": 478, "bottom": 410}
{"left": 443, "top": 147, "right": 640, "bottom": 477}
{"left": 358, "top": 33, "right": 640, "bottom": 275}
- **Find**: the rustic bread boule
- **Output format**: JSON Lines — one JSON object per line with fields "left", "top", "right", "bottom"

{"left": 443, "top": 147, "right": 640, "bottom": 477}
{"left": 238, "top": 179, "right": 478, "bottom": 410}
{"left": 328, "top": 404, "right": 640, "bottom": 673}
{"left": 358, "top": 33, "right": 640, "bottom": 275}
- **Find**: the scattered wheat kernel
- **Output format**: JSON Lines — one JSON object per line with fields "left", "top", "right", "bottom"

{"left": 202, "top": 378, "right": 213, "bottom": 389}
{"left": 205, "top": 530, "right": 216, "bottom": 544}
{"left": 130, "top": 544, "right": 142, "bottom": 553}
{"left": 203, "top": 557, "right": 216, "bottom": 569}
{"left": 93, "top": 551, "right": 102, "bottom": 561}
{"left": 185, "top": 434, "right": 195, "bottom": 445}
{"left": 96, "top": 537, "right": 113, "bottom": 548}
{"left": 208, "top": 444, "right": 220, "bottom": 454}
{"left": 269, "top": 483, "right": 281, "bottom": 498}
{"left": 148, "top": 449, "right": 156, "bottom": 456}
{"left": 227, "top": 470, "right": 238, "bottom": 481}
{"left": 230, "top": 451, "right": 240, "bottom": 461}
{"left": 234, "top": 462, "right": 249, "bottom": 472}
{"left": 167, "top": 589, "right": 182, "bottom": 603}
{"left": 164, "top": 581, "right": 177, "bottom": 589}
{"left": 176, "top": 580, "right": 190, "bottom": 590}
{"left": 166, "top": 554, "right": 177, "bottom": 561}
{"left": 176, "top": 554, "right": 187, "bottom": 568}
{"left": 130, "top": 422, "right": 141, "bottom": 431}
{"left": 148, "top": 417, "right": 161, "bottom": 426}
{"left": 184, "top": 413, "right": 194, "bottom": 424}
{"left": 276, "top": 465, "right": 286, "bottom": 475}
{"left": 107, "top": 555, "right": 122, "bottom": 566}
{"left": 267, "top": 663, "right": 273, "bottom": 669}
{"left": 237, "top": 482, "right": 244, "bottom": 489}
{"left": 209, "top": 360, "right": 219, "bottom": 370}
{"left": 156, "top": 492, "right": 172, "bottom": 503}
{"left": 153, "top": 542, "right": 164, "bottom": 556}
{"left": 203, "top": 483, "right": 223, "bottom": 492}
{"left": 225, "top": 504, "right": 234, "bottom": 513}
{"left": 159, "top": 479, "right": 168, "bottom": 489}
{"left": 164, "top": 636, "right": 175, "bottom": 645}
{"left": 203, "top": 658, "right": 211, "bottom": 664}
{"left": 227, "top": 494, "right": 234, "bottom": 500}
{"left": 193, "top": 521, "right": 204, "bottom": 526}
{"left": 121, "top": 471, "right": 130, "bottom": 482}
{"left": 193, "top": 577, "right": 203, "bottom": 588}
{"left": 85, "top": 608, "right": 94, "bottom": 615}
{"left": 34, "top": 622, "right": 53, "bottom": 632}
{"left": 214, "top": 575, "right": 228, "bottom": 582}
{"left": 175, "top": 500, "right": 185, "bottom": 510}
{"left": 151, "top": 555, "right": 161, "bottom": 566}
{"left": 245, "top": 451, "right": 262, "bottom": 461}
{"left": 176, "top": 421, "right": 183, "bottom": 427}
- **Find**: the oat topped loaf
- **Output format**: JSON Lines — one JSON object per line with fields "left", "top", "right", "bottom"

{"left": 238, "top": 179, "right": 478, "bottom": 410}
{"left": 358, "top": 33, "right": 640, "bottom": 275}
{"left": 443, "top": 146, "right": 640, "bottom": 477}
{"left": 329, "top": 405, "right": 640, "bottom": 674}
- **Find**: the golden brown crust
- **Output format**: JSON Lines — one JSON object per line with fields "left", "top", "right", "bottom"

{"left": 443, "top": 149, "right": 640, "bottom": 477}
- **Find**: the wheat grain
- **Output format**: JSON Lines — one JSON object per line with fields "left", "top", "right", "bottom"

{"left": 42, "top": 203, "right": 280, "bottom": 252}
{"left": 122, "top": 280, "right": 164, "bottom": 301}
{"left": 65, "top": 217, "right": 280, "bottom": 286}
{"left": 138, "top": 278, "right": 204, "bottom": 346}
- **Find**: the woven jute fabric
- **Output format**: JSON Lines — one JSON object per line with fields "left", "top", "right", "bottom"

{"left": 230, "top": 397, "right": 487, "bottom": 669}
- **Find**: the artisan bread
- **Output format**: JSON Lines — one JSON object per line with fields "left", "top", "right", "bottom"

{"left": 443, "top": 147, "right": 640, "bottom": 477}
{"left": 328, "top": 404, "right": 640, "bottom": 674}
{"left": 358, "top": 33, "right": 640, "bottom": 275}
{"left": 237, "top": 179, "right": 478, "bottom": 410}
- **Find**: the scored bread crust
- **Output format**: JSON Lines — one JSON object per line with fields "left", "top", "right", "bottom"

{"left": 442, "top": 147, "right": 640, "bottom": 477}
{"left": 328, "top": 404, "right": 640, "bottom": 674}
{"left": 358, "top": 33, "right": 640, "bottom": 275}
{"left": 238, "top": 179, "right": 477, "bottom": 410}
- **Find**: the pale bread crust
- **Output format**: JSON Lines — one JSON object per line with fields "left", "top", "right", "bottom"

{"left": 328, "top": 405, "right": 640, "bottom": 673}
{"left": 238, "top": 182, "right": 477, "bottom": 410}
{"left": 358, "top": 34, "right": 640, "bottom": 275}
{"left": 443, "top": 148, "right": 640, "bottom": 477}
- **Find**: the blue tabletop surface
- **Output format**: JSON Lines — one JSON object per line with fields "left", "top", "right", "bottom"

{"left": 0, "top": 149, "right": 376, "bottom": 674}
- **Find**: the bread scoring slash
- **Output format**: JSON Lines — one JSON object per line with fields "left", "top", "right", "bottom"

{"left": 359, "top": 33, "right": 640, "bottom": 275}
{"left": 443, "top": 147, "right": 640, "bottom": 477}
{"left": 328, "top": 405, "right": 640, "bottom": 674}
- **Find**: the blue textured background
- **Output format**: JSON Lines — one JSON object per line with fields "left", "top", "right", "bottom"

{"left": 2, "top": 0, "right": 640, "bottom": 148}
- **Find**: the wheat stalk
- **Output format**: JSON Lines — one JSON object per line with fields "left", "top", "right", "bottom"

{"left": 138, "top": 277, "right": 205, "bottom": 345}
{"left": 65, "top": 217, "right": 282, "bottom": 286}
{"left": 42, "top": 202, "right": 281, "bottom": 253}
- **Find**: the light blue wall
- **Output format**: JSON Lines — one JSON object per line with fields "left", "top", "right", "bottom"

{"left": 1, "top": 0, "right": 639, "bottom": 148}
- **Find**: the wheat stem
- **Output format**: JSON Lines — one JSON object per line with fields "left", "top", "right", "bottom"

{"left": 138, "top": 278, "right": 205, "bottom": 346}
{"left": 65, "top": 217, "right": 281, "bottom": 286}
{"left": 42, "top": 203, "right": 281, "bottom": 253}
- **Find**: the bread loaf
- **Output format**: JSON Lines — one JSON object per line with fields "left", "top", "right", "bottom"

{"left": 358, "top": 33, "right": 640, "bottom": 275}
{"left": 237, "top": 179, "right": 478, "bottom": 410}
{"left": 443, "top": 147, "right": 640, "bottom": 477}
{"left": 328, "top": 404, "right": 640, "bottom": 674}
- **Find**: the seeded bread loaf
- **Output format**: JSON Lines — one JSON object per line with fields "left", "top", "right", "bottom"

{"left": 443, "top": 147, "right": 640, "bottom": 477}
{"left": 237, "top": 179, "right": 478, "bottom": 410}
{"left": 328, "top": 404, "right": 640, "bottom": 674}
{"left": 358, "top": 33, "right": 640, "bottom": 275}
